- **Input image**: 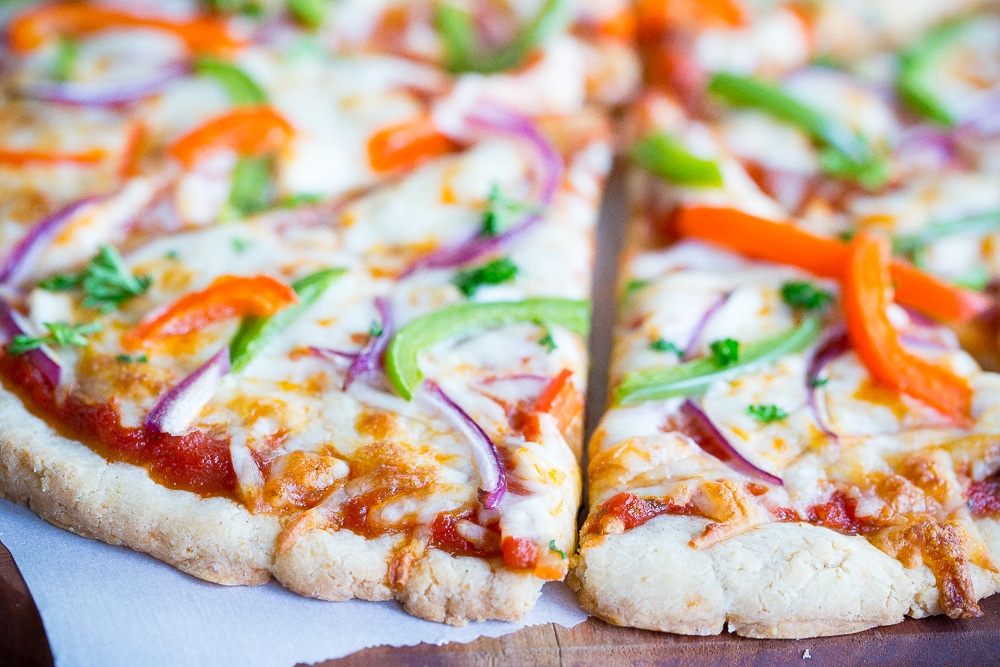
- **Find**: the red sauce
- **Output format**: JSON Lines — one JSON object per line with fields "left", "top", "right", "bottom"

{"left": 1, "top": 353, "right": 235, "bottom": 497}
{"left": 501, "top": 535, "right": 539, "bottom": 569}
{"left": 967, "top": 474, "right": 1000, "bottom": 517}
{"left": 806, "top": 490, "right": 869, "bottom": 535}
{"left": 585, "top": 492, "right": 697, "bottom": 535}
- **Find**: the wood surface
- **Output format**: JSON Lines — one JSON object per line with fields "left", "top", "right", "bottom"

{"left": 316, "top": 594, "right": 1000, "bottom": 667}
{"left": 0, "top": 539, "right": 54, "bottom": 667}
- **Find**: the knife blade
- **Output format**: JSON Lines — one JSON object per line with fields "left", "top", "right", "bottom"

{"left": 0, "top": 537, "right": 54, "bottom": 667}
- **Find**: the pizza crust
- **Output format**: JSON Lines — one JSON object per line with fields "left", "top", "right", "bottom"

{"left": 0, "top": 382, "right": 557, "bottom": 624}
{"left": 0, "top": 385, "right": 280, "bottom": 586}
{"left": 570, "top": 515, "right": 922, "bottom": 638}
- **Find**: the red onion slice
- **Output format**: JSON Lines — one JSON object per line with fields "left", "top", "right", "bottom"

{"left": 308, "top": 346, "right": 358, "bottom": 362}
{"left": 402, "top": 105, "right": 563, "bottom": 276}
{"left": 679, "top": 399, "right": 783, "bottom": 486}
{"left": 20, "top": 63, "right": 189, "bottom": 107}
{"left": 145, "top": 348, "right": 230, "bottom": 435}
{"left": 805, "top": 329, "right": 849, "bottom": 439}
{"left": 0, "top": 197, "right": 102, "bottom": 286}
{"left": 682, "top": 290, "right": 733, "bottom": 361}
{"left": 425, "top": 380, "right": 507, "bottom": 509}
{"left": 343, "top": 297, "right": 394, "bottom": 390}
{"left": 0, "top": 298, "right": 63, "bottom": 387}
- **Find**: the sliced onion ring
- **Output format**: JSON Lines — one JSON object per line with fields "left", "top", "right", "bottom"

{"left": 682, "top": 290, "right": 733, "bottom": 360}
{"left": 0, "top": 197, "right": 102, "bottom": 286}
{"left": 679, "top": 399, "right": 782, "bottom": 486}
{"left": 424, "top": 380, "right": 507, "bottom": 509}
{"left": 343, "top": 296, "right": 394, "bottom": 390}
{"left": 805, "top": 329, "right": 849, "bottom": 439}
{"left": 145, "top": 348, "right": 230, "bottom": 435}
{"left": 0, "top": 298, "right": 63, "bottom": 387}
{"left": 20, "top": 62, "right": 189, "bottom": 107}
{"left": 402, "top": 105, "right": 564, "bottom": 276}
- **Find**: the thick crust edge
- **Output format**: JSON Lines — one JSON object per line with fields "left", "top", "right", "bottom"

{"left": 569, "top": 514, "right": 1000, "bottom": 639}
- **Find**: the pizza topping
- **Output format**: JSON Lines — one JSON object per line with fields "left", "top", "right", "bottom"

{"left": 780, "top": 281, "right": 833, "bottom": 312}
{"left": 194, "top": 56, "right": 267, "bottom": 106}
{"left": 403, "top": 107, "right": 562, "bottom": 275}
{"left": 842, "top": 232, "right": 973, "bottom": 427}
{"left": 481, "top": 184, "right": 534, "bottom": 237}
{"left": 20, "top": 62, "right": 188, "bottom": 107}
{"left": 145, "top": 347, "right": 230, "bottom": 435}
{"left": 169, "top": 107, "right": 294, "bottom": 167}
{"left": 0, "top": 197, "right": 102, "bottom": 287}
{"left": 707, "top": 72, "right": 888, "bottom": 189}
{"left": 6, "top": 2, "right": 243, "bottom": 55}
{"left": 287, "top": 0, "right": 328, "bottom": 29}
{"left": 672, "top": 206, "right": 993, "bottom": 322}
{"left": 613, "top": 315, "right": 821, "bottom": 405}
{"left": 630, "top": 131, "right": 723, "bottom": 187}
{"left": 385, "top": 298, "right": 590, "bottom": 400}
{"left": 896, "top": 20, "right": 971, "bottom": 127}
{"left": 123, "top": 274, "right": 298, "bottom": 350}
{"left": 746, "top": 404, "right": 787, "bottom": 424}
{"left": 435, "top": 0, "right": 570, "bottom": 75}
{"left": 424, "top": 380, "right": 507, "bottom": 509}
{"left": 678, "top": 399, "right": 782, "bottom": 486}
{"left": 367, "top": 115, "right": 461, "bottom": 174}
{"left": 452, "top": 257, "right": 520, "bottom": 297}
{"left": 7, "top": 320, "right": 101, "bottom": 356}
{"left": 343, "top": 296, "right": 394, "bottom": 390}
{"left": 39, "top": 245, "right": 151, "bottom": 314}
{"left": 229, "top": 268, "right": 345, "bottom": 373}
{"left": 682, "top": 291, "right": 732, "bottom": 360}
{"left": 967, "top": 473, "right": 1000, "bottom": 517}
{"left": 891, "top": 210, "right": 1000, "bottom": 259}
{"left": 804, "top": 329, "right": 850, "bottom": 438}
{"left": 0, "top": 301, "right": 63, "bottom": 387}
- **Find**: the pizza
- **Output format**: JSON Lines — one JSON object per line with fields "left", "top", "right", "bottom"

{"left": 4, "top": 0, "right": 1000, "bottom": 640}
{"left": 0, "top": 0, "right": 638, "bottom": 625}
{"left": 570, "top": 0, "right": 1000, "bottom": 639}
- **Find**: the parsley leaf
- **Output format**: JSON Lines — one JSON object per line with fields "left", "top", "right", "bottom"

{"left": 52, "top": 37, "right": 79, "bottom": 82}
{"left": 481, "top": 184, "right": 532, "bottom": 237}
{"left": 116, "top": 353, "right": 149, "bottom": 364}
{"left": 536, "top": 320, "right": 556, "bottom": 352}
{"left": 649, "top": 338, "right": 683, "bottom": 356}
{"left": 809, "top": 376, "right": 829, "bottom": 388}
{"left": 548, "top": 539, "right": 567, "bottom": 559}
{"left": 368, "top": 319, "right": 383, "bottom": 338}
{"left": 8, "top": 321, "right": 102, "bottom": 355}
{"left": 709, "top": 338, "right": 740, "bottom": 367}
{"left": 747, "top": 404, "right": 788, "bottom": 423}
{"left": 453, "top": 257, "right": 519, "bottom": 297}
{"left": 231, "top": 237, "right": 252, "bottom": 254}
{"left": 39, "top": 245, "right": 152, "bottom": 313}
{"left": 781, "top": 281, "right": 834, "bottom": 312}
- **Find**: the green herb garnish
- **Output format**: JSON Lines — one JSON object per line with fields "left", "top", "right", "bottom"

{"left": 780, "top": 281, "right": 834, "bottom": 312}
{"left": 649, "top": 338, "right": 683, "bottom": 356}
{"left": 453, "top": 257, "right": 519, "bottom": 297}
{"left": 709, "top": 338, "right": 740, "bottom": 367}
{"left": 548, "top": 539, "right": 567, "bottom": 559}
{"left": 52, "top": 37, "right": 79, "bottom": 82}
{"left": 8, "top": 321, "right": 102, "bottom": 355}
{"left": 482, "top": 184, "right": 532, "bottom": 237}
{"left": 39, "top": 245, "right": 151, "bottom": 313}
{"left": 116, "top": 353, "right": 149, "bottom": 364}
{"left": 536, "top": 320, "right": 557, "bottom": 352}
{"left": 368, "top": 319, "right": 384, "bottom": 338}
{"left": 747, "top": 404, "right": 788, "bottom": 423}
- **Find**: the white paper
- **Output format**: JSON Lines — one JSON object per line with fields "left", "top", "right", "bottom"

{"left": 0, "top": 498, "right": 588, "bottom": 667}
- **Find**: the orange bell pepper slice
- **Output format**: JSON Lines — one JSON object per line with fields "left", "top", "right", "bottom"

{"left": 533, "top": 368, "right": 582, "bottom": 434}
{"left": 169, "top": 107, "right": 294, "bottom": 167}
{"left": 7, "top": 1, "right": 242, "bottom": 54}
{"left": 636, "top": 0, "right": 747, "bottom": 42}
{"left": 843, "top": 233, "right": 973, "bottom": 427}
{"left": 673, "top": 206, "right": 992, "bottom": 323}
{"left": 367, "top": 116, "right": 461, "bottom": 173}
{"left": 123, "top": 275, "right": 297, "bottom": 349}
{"left": 0, "top": 147, "right": 107, "bottom": 166}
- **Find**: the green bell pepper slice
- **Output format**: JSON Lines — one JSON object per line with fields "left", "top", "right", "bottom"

{"left": 229, "top": 268, "right": 346, "bottom": 372}
{"left": 630, "top": 131, "right": 724, "bottom": 187}
{"left": 896, "top": 20, "right": 973, "bottom": 127}
{"left": 707, "top": 72, "right": 888, "bottom": 189}
{"left": 613, "top": 316, "right": 822, "bottom": 406}
{"left": 435, "top": 0, "right": 570, "bottom": 75}
{"left": 386, "top": 298, "right": 590, "bottom": 400}
{"left": 892, "top": 209, "right": 1000, "bottom": 257}
{"left": 194, "top": 57, "right": 268, "bottom": 107}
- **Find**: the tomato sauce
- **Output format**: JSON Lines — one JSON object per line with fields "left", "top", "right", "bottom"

{"left": 585, "top": 492, "right": 697, "bottom": 535}
{"left": 806, "top": 490, "right": 869, "bottom": 535}
{"left": 967, "top": 473, "right": 1000, "bottom": 517}
{"left": 1, "top": 353, "right": 236, "bottom": 497}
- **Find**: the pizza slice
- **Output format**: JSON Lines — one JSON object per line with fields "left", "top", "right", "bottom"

{"left": 570, "top": 144, "right": 1000, "bottom": 636}
{"left": 0, "top": 0, "right": 633, "bottom": 625}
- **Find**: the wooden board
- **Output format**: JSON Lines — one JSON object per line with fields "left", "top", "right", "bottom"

{"left": 319, "top": 594, "right": 1000, "bottom": 667}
